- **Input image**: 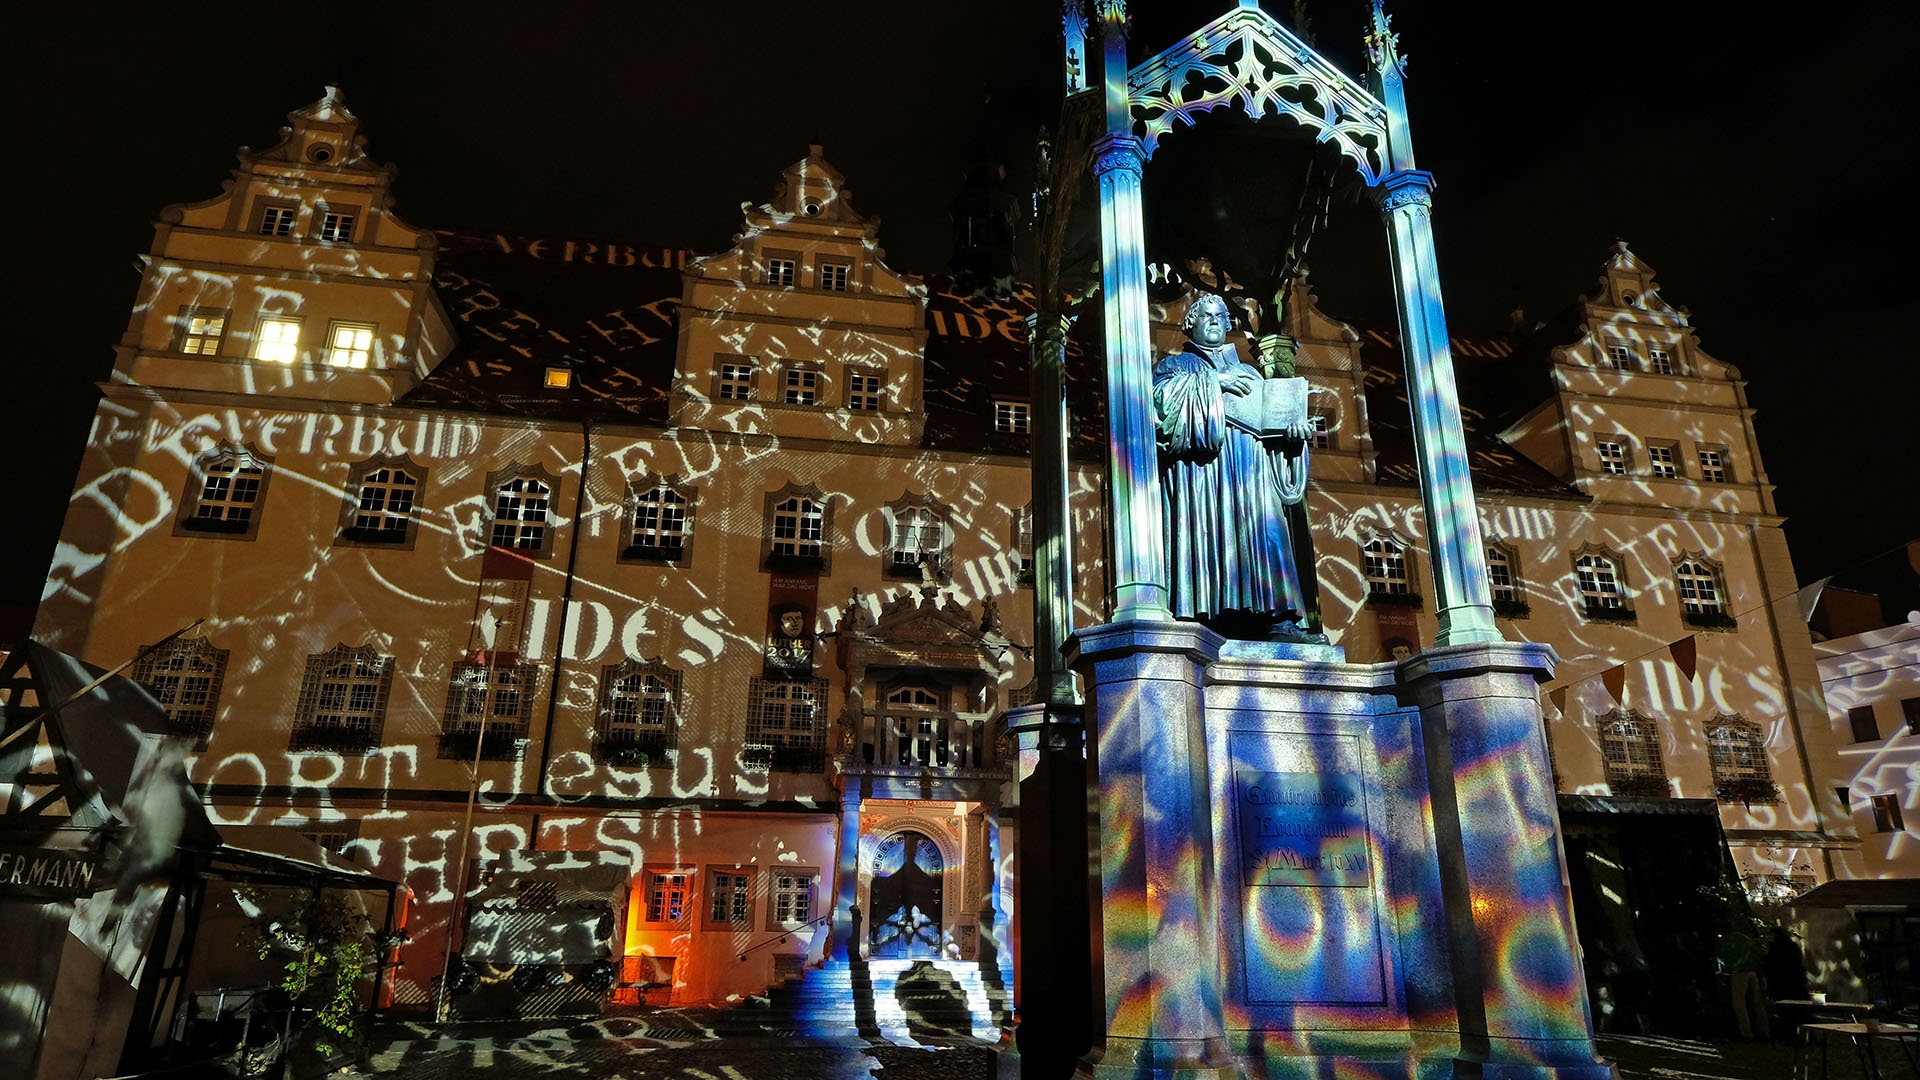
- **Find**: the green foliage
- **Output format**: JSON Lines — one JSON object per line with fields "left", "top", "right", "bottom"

{"left": 242, "top": 889, "right": 377, "bottom": 1059}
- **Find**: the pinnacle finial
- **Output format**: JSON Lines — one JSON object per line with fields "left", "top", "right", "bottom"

{"left": 1365, "top": 0, "right": 1404, "bottom": 77}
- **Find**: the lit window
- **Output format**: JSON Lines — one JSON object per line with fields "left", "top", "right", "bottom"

{"left": 1699, "top": 448, "right": 1728, "bottom": 483}
{"left": 1871, "top": 794, "right": 1906, "bottom": 833}
{"left": 718, "top": 361, "right": 755, "bottom": 401}
{"left": 255, "top": 317, "right": 301, "bottom": 363}
{"left": 1363, "top": 537, "right": 1411, "bottom": 596}
{"left": 818, "top": 261, "right": 851, "bottom": 292}
{"left": 290, "top": 644, "right": 392, "bottom": 752}
{"left": 490, "top": 476, "right": 550, "bottom": 551}
{"left": 543, "top": 364, "right": 573, "bottom": 389}
{"left": 1647, "top": 348, "right": 1675, "bottom": 375}
{"left": 347, "top": 465, "right": 417, "bottom": 542}
{"left": 646, "top": 870, "right": 692, "bottom": 922}
{"left": 847, "top": 372, "right": 883, "bottom": 412}
{"left": 189, "top": 452, "right": 265, "bottom": 531}
{"left": 1649, "top": 444, "right": 1677, "bottom": 479}
{"left": 178, "top": 308, "right": 227, "bottom": 356}
{"left": 1707, "top": 716, "right": 1778, "bottom": 803}
{"left": 1575, "top": 552, "right": 1628, "bottom": 614}
{"left": 1596, "top": 439, "right": 1628, "bottom": 475}
{"left": 767, "top": 257, "right": 796, "bottom": 288}
{"left": 1309, "top": 414, "right": 1332, "bottom": 450}
{"left": 889, "top": 504, "right": 945, "bottom": 573}
{"left": 601, "top": 660, "right": 678, "bottom": 761}
{"left": 129, "top": 638, "right": 228, "bottom": 746}
{"left": 784, "top": 368, "right": 819, "bottom": 405}
{"left": 745, "top": 677, "right": 828, "bottom": 772}
{"left": 1487, "top": 545, "right": 1524, "bottom": 608}
{"left": 1849, "top": 706, "right": 1881, "bottom": 743}
{"left": 771, "top": 496, "right": 823, "bottom": 559}
{"left": 708, "top": 869, "right": 752, "bottom": 925}
{"left": 1605, "top": 345, "right": 1635, "bottom": 370}
{"left": 1600, "top": 708, "right": 1668, "bottom": 798}
{"left": 326, "top": 322, "right": 375, "bottom": 368}
{"left": 318, "top": 211, "right": 355, "bottom": 242}
{"left": 770, "top": 869, "right": 817, "bottom": 927}
{"left": 994, "top": 399, "right": 1031, "bottom": 434}
{"left": 629, "top": 484, "right": 689, "bottom": 559}
{"left": 258, "top": 205, "right": 297, "bottom": 236}
{"left": 1676, "top": 560, "right": 1723, "bottom": 616}
{"left": 441, "top": 662, "right": 535, "bottom": 758}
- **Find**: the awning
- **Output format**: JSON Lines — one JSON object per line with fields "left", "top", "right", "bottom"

{"left": 197, "top": 825, "right": 402, "bottom": 896}
{"left": 1787, "top": 878, "right": 1920, "bottom": 910}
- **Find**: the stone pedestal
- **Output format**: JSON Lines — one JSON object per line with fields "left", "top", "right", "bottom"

{"left": 1009, "top": 702, "right": 1095, "bottom": 1079}
{"left": 1069, "top": 620, "right": 1235, "bottom": 1080}
{"left": 1399, "top": 642, "right": 1613, "bottom": 1080}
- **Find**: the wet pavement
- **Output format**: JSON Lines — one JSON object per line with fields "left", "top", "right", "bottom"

{"left": 334, "top": 1016, "right": 1903, "bottom": 1079}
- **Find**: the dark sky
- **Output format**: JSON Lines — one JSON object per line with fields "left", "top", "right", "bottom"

{"left": 12, "top": 1, "right": 1916, "bottom": 611}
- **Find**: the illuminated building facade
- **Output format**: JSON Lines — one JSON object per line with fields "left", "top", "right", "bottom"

{"left": 30, "top": 89, "right": 1866, "bottom": 1019}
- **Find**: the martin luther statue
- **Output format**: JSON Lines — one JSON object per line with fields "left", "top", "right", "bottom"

{"left": 1152, "top": 293, "right": 1314, "bottom": 639}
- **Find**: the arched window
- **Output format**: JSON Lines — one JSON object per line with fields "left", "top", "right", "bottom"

{"left": 883, "top": 684, "right": 949, "bottom": 767}
{"left": 1574, "top": 549, "right": 1633, "bottom": 620}
{"left": 440, "top": 660, "right": 537, "bottom": 761}
{"left": 1676, "top": 557, "right": 1734, "bottom": 628}
{"left": 884, "top": 496, "right": 949, "bottom": 580}
{"left": 1487, "top": 542, "right": 1528, "bottom": 616}
{"left": 627, "top": 481, "right": 691, "bottom": 561}
{"left": 1361, "top": 536, "right": 1415, "bottom": 600}
{"left": 180, "top": 445, "right": 270, "bottom": 537}
{"left": 341, "top": 457, "right": 424, "bottom": 546}
{"left": 490, "top": 473, "right": 551, "bottom": 552}
{"left": 598, "top": 659, "right": 680, "bottom": 764}
{"left": 762, "top": 484, "right": 832, "bottom": 570}
{"left": 745, "top": 676, "right": 829, "bottom": 772}
{"left": 1707, "top": 715, "right": 1779, "bottom": 804}
{"left": 290, "top": 644, "right": 393, "bottom": 753}
{"left": 129, "top": 637, "right": 228, "bottom": 748}
{"left": 1600, "top": 708, "right": 1668, "bottom": 798}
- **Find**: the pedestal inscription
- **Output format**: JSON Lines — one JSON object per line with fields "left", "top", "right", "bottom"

{"left": 1236, "top": 771, "right": 1368, "bottom": 887}
{"left": 1227, "top": 732, "right": 1386, "bottom": 1005}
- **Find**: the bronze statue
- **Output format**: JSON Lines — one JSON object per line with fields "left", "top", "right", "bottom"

{"left": 1152, "top": 293, "right": 1313, "bottom": 638}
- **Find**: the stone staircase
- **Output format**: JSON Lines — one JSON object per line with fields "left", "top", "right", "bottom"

{"left": 724, "top": 957, "right": 1011, "bottom": 1044}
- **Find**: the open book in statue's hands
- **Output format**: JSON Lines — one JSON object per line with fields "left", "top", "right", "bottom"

{"left": 1223, "top": 375, "right": 1310, "bottom": 440}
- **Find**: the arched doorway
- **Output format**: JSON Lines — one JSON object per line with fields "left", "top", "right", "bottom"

{"left": 868, "top": 830, "right": 945, "bottom": 958}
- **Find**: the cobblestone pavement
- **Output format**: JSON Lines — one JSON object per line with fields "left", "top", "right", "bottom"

{"left": 342, "top": 1021, "right": 1909, "bottom": 1079}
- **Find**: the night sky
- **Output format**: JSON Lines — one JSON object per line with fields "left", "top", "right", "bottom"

{"left": 12, "top": 1, "right": 1915, "bottom": 614}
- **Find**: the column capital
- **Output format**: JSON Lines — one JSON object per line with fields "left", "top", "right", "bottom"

{"left": 1373, "top": 168, "right": 1435, "bottom": 213}
{"left": 1091, "top": 134, "right": 1146, "bottom": 179}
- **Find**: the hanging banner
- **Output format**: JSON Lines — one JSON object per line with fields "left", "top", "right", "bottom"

{"left": 1670, "top": 636, "right": 1698, "bottom": 683}
{"left": 765, "top": 572, "right": 819, "bottom": 677}
{"left": 472, "top": 547, "right": 537, "bottom": 664}
{"left": 1373, "top": 603, "right": 1422, "bottom": 662}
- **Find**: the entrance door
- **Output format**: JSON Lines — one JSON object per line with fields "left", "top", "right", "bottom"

{"left": 868, "top": 830, "right": 944, "bottom": 958}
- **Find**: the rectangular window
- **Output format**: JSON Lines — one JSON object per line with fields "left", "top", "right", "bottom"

{"left": 1309, "top": 414, "right": 1332, "bottom": 450}
{"left": 1487, "top": 548, "right": 1521, "bottom": 606}
{"left": 258, "top": 204, "right": 297, "bottom": 236}
{"left": 1850, "top": 705, "right": 1881, "bottom": 743}
{"left": 1647, "top": 348, "right": 1675, "bottom": 375}
{"left": 193, "top": 456, "right": 264, "bottom": 527}
{"left": 177, "top": 308, "right": 228, "bottom": 356}
{"left": 1576, "top": 554, "right": 1628, "bottom": 613}
{"left": 783, "top": 368, "right": 819, "bottom": 405}
{"left": 130, "top": 639, "right": 228, "bottom": 746}
{"left": 994, "top": 399, "right": 1031, "bottom": 435}
{"left": 1871, "top": 793, "right": 1906, "bottom": 833}
{"left": 744, "top": 677, "right": 829, "bottom": 772}
{"left": 350, "top": 465, "right": 418, "bottom": 541}
{"left": 847, "top": 372, "right": 882, "bottom": 411}
{"left": 290, "top": 645, "right": 392, "bottom": 752}
{"left": 318, "top": 211, "right": 356, "bottom": 242}
{"left": 326, "top": 322, "right": 375, "bottom": 368}
{"left": 441, "top": 662, "right": 536, "bottom": 752}
{"left": 491, "top": 476, "right": 551, "bottom": 551}
{"left": 1605, "top": 345, "right": 1635, "bottom": 370}
{"left": 1699, "top": 448, "right": 1728, "bottom": 483}
{"left": 1905, "top": 697, "right": 1920, "bottom": 735}
{"left": 629, "top": 485, "right": 689, "bottom": 560}
{"left": 1649, "top": 444, "right": 1677, "bottom": 479}
{"left": 718, "top": 361, "right": 755, "bottom": 401}
{"left": 767, "top": 257, "right": 796, "bottom": 288}
{"left": 817, "top": 261, "right": 851, "bottom": 292}
{"left": 646, "top": 869, "right": 693, "bottom": 922}
{"left": 1676, "top": 561, "right": 1723, "bottom": 616}
{"left": 770, "top": 496, "right": 824, "bottom": 560}
{"left": 1363, "top": 538, "right": 1411, "bottom": 596}
{"left": 769, "top": 869, "right": 817, "bottom": 928}
{"left": 707, "top": 869, "right": 752, "bottom": 926}
{"left": 1597, "top": 439, "right": 1628, "bottom": 475}
{"left": 254, "top": 317, "right": 301, "bottom": 363}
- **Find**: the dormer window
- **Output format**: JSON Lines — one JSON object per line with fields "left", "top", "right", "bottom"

{"left": 176, "top": 307, "right": 228, "bottom": 356}
{"left": 318, "top": 210, "right": 356, "bottom": 243}
{"left": 1647, "top": 348, "right": 1675, "bottom": 375}
{"left": 543, "top": 363, "right": 574, "bottom": 389}
{"left": 818, "top": 260, "right": 852, "bottom": 292}
{"left": 255, "top": 316, "right": 302, "bottom": 363}
{"left": 326, "top": 322, "right": 375, "bottom": 368}
{"left": 1604, "top": 345, "right": 1635, "bottom": 371}
{"left": 767, "top": 255, "right": 797, "bottom": 288}
{"left": 258, "top": 204, "right": 298, "bottom": 236}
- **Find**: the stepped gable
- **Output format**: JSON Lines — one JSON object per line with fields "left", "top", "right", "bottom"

{"left": 408, "top": 230, "right": 1574, "bottom": 494}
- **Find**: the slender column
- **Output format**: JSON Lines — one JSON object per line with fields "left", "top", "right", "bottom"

{"left": 1093, "top": 0, "right": 1169, "bottom": 623}
{"left": 829, "top": 786, "right": 864, "bottom": 963}
{"left": 1374, "top": 171, "right": 1498, "bottom": 645}
{"left": 1027, "top": 312, "right": 1083, "bottom": 705}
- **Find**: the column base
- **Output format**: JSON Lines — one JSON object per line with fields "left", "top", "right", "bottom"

{"left": 1084, "top": 1037, "right": 1237, "bottom": 1080}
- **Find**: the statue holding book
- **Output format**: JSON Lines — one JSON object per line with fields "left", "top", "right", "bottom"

{"left": 1152, "top": 293, "right": 1313, "bottom": 638}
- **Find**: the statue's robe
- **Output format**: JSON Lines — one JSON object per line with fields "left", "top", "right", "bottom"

{"left": 1152, "top": 340, "right": 1305, "bottom": 622}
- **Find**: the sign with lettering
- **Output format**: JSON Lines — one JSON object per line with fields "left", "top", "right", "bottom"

{"left": 0, "top": 846, "right": 104, "bottom": 899}
{"left": 1235, "top": 771, "right": 1369, "bottom": 887}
